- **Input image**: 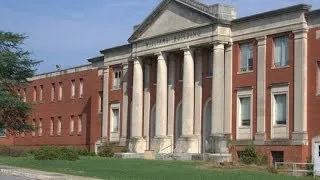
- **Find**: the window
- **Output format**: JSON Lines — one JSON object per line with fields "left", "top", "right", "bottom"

{"left": 51, "top": 83, "right": 55, "bottom": 101}
{"left": 240, "top": 97, "right": 251, "bottom": 126}
{"left": 57, "top": 117, "right": 62, "bottom": 136}
{"left": 22, "top": 88, "right": 26, "bottom": 102}
{"left": 274, "top": 36, "right": 289, "bottom": 67}
{"left": 0, "top": 122, "right": 5, "bottom": 137}
{"left": 70, "top": 116, "right": 75, "bottom": 134}
{"left": 208, "top": 50, "right": 213, "bottom": 76}
{"left": 99, "top": 91, "right": 103, "bottom": 113}
{"left": 274, "top": 94, "right": 287, "bottom": 125}
{"left": 39, "top": 85, "right": 43, "bottom": 101}
{"left": 50, "top": 117, "right": 54, "bottom": 136}
{"left": 33, "top": 86, "right": 37, "bottom": 102}
{"left": 112, "top": 109, "right": 119, "bottom": 133}
{"left": 32, "top": 119, "right": 36, "bottom": 137}
{"left": 38, "top": 119, "right": 42, "bottom": 136}
{"left": 113, "top": 69, "right": 121, "bottom": 89}
{"left": 71, "top": 80, "right": 75, "bottom": 98}
{"left": 240, "top": 43, "right": 253, "bottom": 72}
{"left": 79, "top": 79, "right": 83, "bottom": 97}
{"left": 272, "top": 151, "right": 284, "bottom": 165}
{"left": 78, "top": 115, "right": 82, "bottom": 134}
{"left": 58, "top": 82, "right": 63, "bottom": 100}
{"left": 237, "top": 89, "right": 252, "bottom": 140}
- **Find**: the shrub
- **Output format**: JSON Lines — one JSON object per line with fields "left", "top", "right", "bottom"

{"left": 0, "top": 146, "right": 29, "bottom": 157}
{"left": 34, "top": 146, "right": 79, "bottom": 161}
{"left": 98, "top": 142, "right": 116, "bottom": 157}
{"left": 306, "top": 156, "right": 314, "bottom": 176}
{"left": 239, "top": 143, "right": 267, "bottom": 165}
{"left": 267, "top": 165, "right": 278, "bottom": 174}
{"left": 76, "top": 147, "right": 96, "bottom": 156}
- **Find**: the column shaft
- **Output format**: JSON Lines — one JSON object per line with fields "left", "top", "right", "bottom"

{"left": 212, "top": 44, "right": 225, "bottom": 135}
{"left": 156, "top": 53, "right": 168, "bottom": 137}
{"left": 102, "top": 67, "right": 109, "bottom": 138}
{"left": 224, "top": 44, "right": 232, "bottom": 136}
{"left": 143, "top": 63, "right": 151, "bottom": 149}
{"left": 194, "top": 50, "right": 202, "bottom": 136}
{"left": 293, "top": 29, "right": 308, "bottom": 145}
{"left": 131, "top": 59, "right": 143, "bottom": 138}
{"left": 167, "top": 56, "right": 175, "bottom": 137}
{"left": 256, "top": 37, "right": 266, "bottom": 143}
{"left": 182, "top": 48, "right": 195, "bottom": 136}
{"left": 120, "top": 63, "right": 129, "bottom": 146}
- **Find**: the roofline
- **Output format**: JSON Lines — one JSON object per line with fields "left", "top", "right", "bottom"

{"left": 100, "top": 44, "right": 132, "bottom": 54}
{"left": 128, "top": 0, "right": 221, "bottom": 42}
{"left": 87, "top": 55, "right": 104, "bottom": 63}
{"left": 32, "top": 63, "right": 92, "bottom": 78}
{"left": 306, "top": 9, "right": 320, "bottom": 18}
{"left": 232, "top": 4, "right": 311, "bottom": 24}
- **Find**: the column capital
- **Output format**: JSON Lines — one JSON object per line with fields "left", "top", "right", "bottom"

{"left": 256, "top": 36, "right": 267, "bottom": 46}
{"left": 293, "top": 28, "right": 308, "bottom": 40}
{"left": 155, "top": 52, "right": 167, "bottom": 60}
{"left": 122, "top": 62, "right": 129, "bottom": 69}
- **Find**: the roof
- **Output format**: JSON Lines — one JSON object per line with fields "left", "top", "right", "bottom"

{"left": 87, "top": 55, "right": 104, "bottom": 63}
{"left": 99, "top": 44, "right": 132, "bottom": 54}
{"left": 232, "top": 4, "right": 311, "bottom": 24}
{"left": 128, "top": 0, "right": 224, "bottom": 42}
{"left": 306, "top": 9, "right": 320, "bottom": 18}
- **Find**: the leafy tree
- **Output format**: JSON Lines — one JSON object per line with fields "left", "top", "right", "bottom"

{"left": 0, "top": 31, "right": 39, "bottom": 133}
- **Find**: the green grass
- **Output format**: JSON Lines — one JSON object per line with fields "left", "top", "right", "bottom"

{"left": 0, "top": 156, "right": 315, "bottom": 180}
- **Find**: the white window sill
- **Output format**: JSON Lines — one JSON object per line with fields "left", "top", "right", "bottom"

{"left": 111, "top": 88, "right": 121, "bottom": 91}
{"left": 273, "top": 124, "right": 287, "bottom": 128}
{"left": 0, "top": 135, "right": 6, "bottom": 138}
{"left": 237, "top": 71, "right": 254, "bottom": 75}
{"left": 271, "top": 65, "right": 290, "bottom": 69}
{"left": 238, "top": 126, "right": 251, "bottom": 129}
{"left": 206, "top": 76, "right": 213, "bottom": 79}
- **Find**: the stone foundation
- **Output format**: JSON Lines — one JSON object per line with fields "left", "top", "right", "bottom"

{"left": 209, "top": 134, "right": 230, "bottom": 153}
{"left": 150, "top": 136, "right": 173, "bottom": 153}
{"left": 176, "top": 136, "right": 200, "bottom": 153}
{"left": 128, "top": 137, "right": 146, "bottom": 153}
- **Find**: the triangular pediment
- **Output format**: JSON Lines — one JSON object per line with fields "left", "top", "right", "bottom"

{"left": 129, "top": 0, "right": 217, "bottom": 42}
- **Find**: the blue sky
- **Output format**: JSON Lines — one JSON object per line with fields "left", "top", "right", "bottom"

{"left": 1, "top": 0, "right": 320, "bottom": 73}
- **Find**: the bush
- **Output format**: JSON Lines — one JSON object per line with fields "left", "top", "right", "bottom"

{"left": 76, "top": 147, "right": 96, "bottom": 156}
{"left": 267, "top": 165, "right": 278, "bottom": 174}
{"left": 239, "top": 143, "right": 267, "bottom": 165}
{"left": 306, "top": 156, "right": 314, "bottom": 176}
{"left": 34, "top": 146, "right": 79, "bottom": 161}
{"left": 98, "top": 142, "right": 116, "bottom": 157}
{"left": 0, "top": 146, "right": 29, "bottom": 157}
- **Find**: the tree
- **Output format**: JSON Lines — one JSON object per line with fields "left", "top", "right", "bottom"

{"left": 0, "top": 31, "right": 39, "bottom": 133}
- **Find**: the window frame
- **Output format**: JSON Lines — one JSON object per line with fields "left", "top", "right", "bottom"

{"left": 112, "top": 68, "right": 122, "bottom": 90}
{"left": 273, "top": 36, "right": 289, "bottom": 68}
{"left": 98, "top": 91, "right": 103, "bottom": 113}
{"left": 57, "top": 117, "right": 62, "bottom": 136}
{"left": 38, "top": 119, "right": 42, "bottom": 136}
{"left": 33, "top": 86, "right": 37, "bottom": 102}
{"left": 39, "top": 85, "right": 43, "bottom": 102}
{"left": 79, "top": 78, "right": 84, "bottom": 98}
{"left": 109, "top": 103, "right": 121, "bottom": 142}
{"left": 70, "top": 115, "right": 75, "bottom": 135}
{"left": 271, "top": 85, "right": 289, "bottom": 139}
{"left": 51, "top": 83, "right": 56, "bottom": 101}
{"left": 71, "top": 80, "right": 75, "bottom": 98}
{"left": 239, "top": 43, "right": 254, "bottom": 73}
{"left": 50, "top": 117, "right": 54, "bottom": 136}
{"left": 78, "top": 115, "right": 82, "bottom": 135}
{"left": 58, "top": 82, "right": 63, "bottom": 101}
{"left": 236, "top": 89, "right": 253, "bottom": 140}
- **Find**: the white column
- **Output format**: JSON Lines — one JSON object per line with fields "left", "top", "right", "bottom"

{"left": 153, "top": 52, "right": 172, "bottom": 153}
{"left": 120, "top": 63, "right": 129, "bottom": 146}
{"left": 292, "top": 29, "right": 308, "bottom": 145}
{"left": 224, "top": 44, "right": 232, "bottom": 136}
{"left": 155, "top": 52, "right": 168, "bottom": 137}
{"left": 143, "top": 62, "right": 151, "bottom": 149}
{"left": 102, "top": 66, "right": 109, "bottom": 138}
{"left": 194, "top": 50, "right": 202, "bottom": 137}
{"left": 130, "top": 58, "right": 146, "bottom": 153}
{"left": 176, "top": 47, "right": 199, "bottom": 153}
{"left": 211, "top": 43, "right": 228, "bottom": 154}
{"left": 255, "top": 37, "right": 266, "bottom": 144}
{"left": 167, "top": 56, "right": 175, "bottom": 138}
{"left": 212, "top": 43, "right": 225, "bottom": 135}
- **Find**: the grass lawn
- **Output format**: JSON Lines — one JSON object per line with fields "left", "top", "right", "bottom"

{"left": 0, "top": 156, "right": 315, "bottom": 180}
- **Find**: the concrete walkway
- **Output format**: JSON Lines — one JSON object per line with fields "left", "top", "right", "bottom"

{"left": 0, "top": 165, "right": 100, "bottom": 180}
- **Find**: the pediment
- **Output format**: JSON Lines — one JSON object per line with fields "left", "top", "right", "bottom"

{"left": 129, "top": 0, "right": 216, "bottom": 42}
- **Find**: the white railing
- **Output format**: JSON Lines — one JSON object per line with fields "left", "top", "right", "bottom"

{"left": 274, "top": 162, "right": 315, "bottom": 178}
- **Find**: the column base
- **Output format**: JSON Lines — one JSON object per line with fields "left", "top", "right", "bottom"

{"left": 176, "top": 136, "right": 200, "bottom": 153}
{"left": 254, "top": 133, "right": 266, "bottom": 145}
{"left": 119, "top": 136, "right": 128, "bottom": 147}
{"left": 150, "top": 136, "right": 173, "bottom": 153}
{"left": 291, "top": 132, "right": 308, "bottom": 145}
{"left": 209, "top": 134, "right": 230, "bottom": 154}
{"left": 129, "top": 137, "right": 147, "bottom": 153}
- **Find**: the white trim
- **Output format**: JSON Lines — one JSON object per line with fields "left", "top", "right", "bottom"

{"left": 110, "top": 103, "right": 121, "bottom": 142}
{"left": 236, "top": 89, "right": 253, "bottom": 140}
{"left": 112, "top": 68, "right": 122, "bottom": 90}
{"left": 271, "top": 85, "right": 289, "bottom": 139}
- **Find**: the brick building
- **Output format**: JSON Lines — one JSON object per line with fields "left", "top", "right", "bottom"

{"left": 2, "top": 0, "right": 320, "bottom": 163}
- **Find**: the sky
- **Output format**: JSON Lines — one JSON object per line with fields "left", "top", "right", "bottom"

{"left": 1, "top": 0, "right": 320, "bottom": 73}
